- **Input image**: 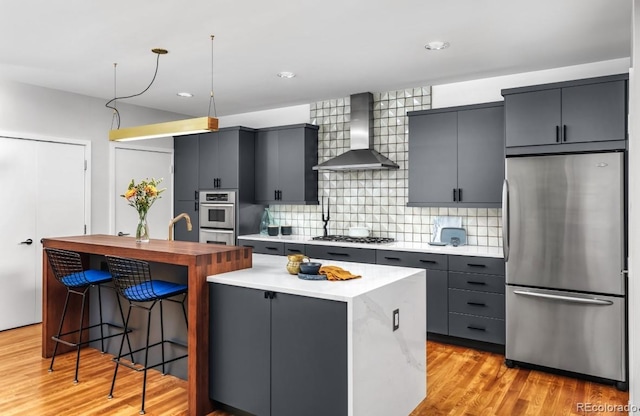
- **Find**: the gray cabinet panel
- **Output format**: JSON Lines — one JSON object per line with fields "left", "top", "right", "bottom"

{"left": 448, "top": 288, "right": 505, "bottom": 319}
{"left": 209, "top": 284, "right": 271, "bottom": 416}
{"left": 173, "top": 201, "right": 199, "bottom": 242}
{"left": 561, "top": 80, "right": 626, "bottom": 143}
{"left": 277, "top": 127, "right": 306, "bottom": 202}
{"left": 216, "top": 130, "right": 240, "bottom": 189}
{"left": 408, "top": 111, "right": 457, "bottom": 204}
{"left": 255, "top": 129, "right": 279, "bottom": 202}
{"left": 376, "top": 249, "right": 447, "bottom": 270}
{"left": 306, "top": 245, "right": 376, "bottom": 264}
{"left": 448, "top": 313, "right": 505, "bottom": 344}
{"left": 174, "top": 134, "right": 199, "bottom": 201}
{"left": 240, "top": 240, "right": 284, "bottom": 255}
{"left": 504, "top": 89, "right": 561, "bottom": 147}
{"left": 198, "top": 132, "right": 219, "bottom": 189}
{"left": 427, "top": 270, "right": 448, "bottom": 335}
{"left": 271, "top": 293, "right": 348, "bottom": 416}
{"left": 457, "top": 106, "right": 505, "bottom": 204}
{"left": 448, "top": 256, "right": 505, "bottom": 275}
{"left": 448, "top": 271, "right": 505, "bottom": 294}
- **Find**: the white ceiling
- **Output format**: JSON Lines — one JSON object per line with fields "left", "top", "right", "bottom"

{"left": 0, "top": 0, "right": 632, "bottom": 120}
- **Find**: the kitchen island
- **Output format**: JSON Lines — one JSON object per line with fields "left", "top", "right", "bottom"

{"left": 207, "top": 253, "right": 426, "bottom": 416}
{"left": 41, "top": 234, "right": 252, "bottom": 416}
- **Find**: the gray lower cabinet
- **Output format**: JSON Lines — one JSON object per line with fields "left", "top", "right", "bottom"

{"left": 407, "top": 102, "right": 504, "bottom": 208}
{"left": 376, "top": 250, "right": 448, "bottom": 335}
{"left": 306, "top": 245, "right": 376, "bottom": 264}
{"left": 239, "top": 240, "right": 284, "bottom": 255}
{"left": 209, "top": 283, "right": 348, "bottom": 416}
{"left": 448, "top": 255, "right": 505, "bottom": 345}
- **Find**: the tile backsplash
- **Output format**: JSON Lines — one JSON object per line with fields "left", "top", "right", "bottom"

{"left": 269, "top": 86, "right": 503, "bottom": 246}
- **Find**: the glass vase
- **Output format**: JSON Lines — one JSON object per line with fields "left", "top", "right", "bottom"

{"left": 136, "top": 212, "right": 150, "bottom": 243}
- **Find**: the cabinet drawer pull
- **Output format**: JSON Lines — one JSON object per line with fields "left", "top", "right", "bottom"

{"left": 266, "top": 246, "right": 279, "bottom": 251}
{"left": 244, "top": 245, "right": 255, "bottom": 249}
{"left": 467, "top": 263, "right": 487, "bottom": 268}
{"left": 328, "top": 252, "right": 349, "bottom": 257}
{"left": 467, "top": 302, "right": 486, "bottom": 307}
{"left": 384, "top": 256, "right": 401, "bottom": 261}
{"left": 419, "top": 259, "right": 437, "bottom": 264}
{"left": 287, "top": 248, "right": 302, "bottom": 253}
{"left": 467, "top": 325, "right": 486, "bottom": 332}
{"left": 467, "top": 281, "right": 486, "bottom": 286}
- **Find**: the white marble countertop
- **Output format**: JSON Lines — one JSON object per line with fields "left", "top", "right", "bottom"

{"left": 238, "top": 234, "right": 504, "bottom": 258}
{"left": 207, "top": 254, "right": 426, "bottom": 302}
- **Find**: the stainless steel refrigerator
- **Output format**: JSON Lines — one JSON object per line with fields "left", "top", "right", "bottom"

{"left": 502, "top": 152, "right": 626, "bottom": 388}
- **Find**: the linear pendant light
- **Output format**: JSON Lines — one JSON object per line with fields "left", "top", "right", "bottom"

{"left": 108, "top": 116, "right": 218, "bottom": 141}
{"left": 107, "top": 38, "right": 219, "bottom": 142}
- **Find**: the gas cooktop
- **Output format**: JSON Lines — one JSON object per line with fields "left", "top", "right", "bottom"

{"left": 312, "top": 235, "right": 395, "bottom": 244}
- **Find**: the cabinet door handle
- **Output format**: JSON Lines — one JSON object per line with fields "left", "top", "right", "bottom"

{"left": 467, "top": 263, "right": 487, "bottom": 268}
{"left": 467, "top": 325, "right": 486, "bottom": 332}
{"left": 327, "top": 252, "right": 349, "bottom": 257}
{"left": 458, "top": 188, "right": 462, "bottom": 202}
{"left": 563, "top": 125, "right": 567, "bottom": 142}
{"left": 274, "top": 190, "right": 278, "bottom": 200}
{"left": 555, "top": 125, "right": 560, "bottom": 142}
{"left": 419, "top": 259, "right": 437, "bottom": 264}
{"left": 467, "top": 302, "right": 486, "bottom": 307}
{"left": 384, "top": 256, "right": 401, "bottom": 261}
{"left": 195, "top": 190, "right": 199, "bottom": 200}
{"left": 278, "top": 190, "right": 283, "bottom": 200}
{"left": 195, "top": 201, "right": 199, "bottom": 211}
{"left": 467, "top": 281, "right": 486, "bottom": 286}
{"left": 453, "top": 188, "right": 457, "bottom": 202}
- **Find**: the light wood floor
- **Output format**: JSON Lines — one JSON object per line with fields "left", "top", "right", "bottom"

{"left": 0, "top": 324, "right": 628, "bottom": 415}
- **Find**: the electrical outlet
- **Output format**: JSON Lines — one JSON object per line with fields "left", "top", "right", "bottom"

{"left": 393, "top": 309, "right": 399, "bottom": 331}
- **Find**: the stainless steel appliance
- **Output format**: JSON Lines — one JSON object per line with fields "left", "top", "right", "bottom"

{"left": 503, "top": 152, "right": 626, "bottom": 388}
{"left": 199, "top": 191, "right": 236, "bottom": 245}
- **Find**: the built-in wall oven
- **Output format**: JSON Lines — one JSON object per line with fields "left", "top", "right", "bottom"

{"left": 199, "top": 191, "right": 236, "bottom": 245}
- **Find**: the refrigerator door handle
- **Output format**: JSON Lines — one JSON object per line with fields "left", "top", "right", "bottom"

{"left": 501, "top": 179, "right": 509, "bottom": 261}
{"left": 513, "top": 290, "right": 614, "bottom": 306}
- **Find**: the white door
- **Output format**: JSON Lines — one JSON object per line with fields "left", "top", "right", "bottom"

{"left": 36, "top": 141, "right": 86, "bottom": 321}
{"left": 0, "top": 137, "right": 87, "bottom": 331}
{"left": 113, "top": 146, "right": 173, "bottom": 240}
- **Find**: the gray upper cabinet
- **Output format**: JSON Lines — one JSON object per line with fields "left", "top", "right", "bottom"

{"left": 199, "top": 127, "right": 256, "bottom": 190}
{"left": 254, "top": 124, "right": 319, "bottom": 205}
{"left": 503, "top": 74, "right": 627, "bottom": 155}
{"left": 408, "top": 102, "right": 504, "bottom": 208}
{"left": 174, "top": 134, "right": 200, "bottom": 202}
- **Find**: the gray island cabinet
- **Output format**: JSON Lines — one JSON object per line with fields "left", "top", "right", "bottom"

{"left": 207, "top": 254, "right": 426, "bottom": 416}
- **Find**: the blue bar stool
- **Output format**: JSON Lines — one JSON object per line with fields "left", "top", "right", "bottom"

{"left": 45, "top": 248, "right": 132, "bottom": 384}
{"left": 105, "top": 255, "right": 188, "bottom": 415}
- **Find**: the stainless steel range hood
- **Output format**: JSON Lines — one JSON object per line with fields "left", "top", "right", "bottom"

{"left": 313, "top": 92, "right": 399, "bottom": 171}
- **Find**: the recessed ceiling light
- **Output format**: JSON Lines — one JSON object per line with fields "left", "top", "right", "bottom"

{"left": 424, "top": 41, "right": 450, "bottom": 51}
{"left": 177, "top": 92, "right": 193, "bottom": 97}
{"left": 277, "top": 71, "right": 296, "bottom": 79}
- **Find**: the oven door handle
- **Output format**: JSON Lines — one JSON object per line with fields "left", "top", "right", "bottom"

{"left": 200, "top": 228, "right": 234, "bottom": 234}
{"left": 200, "top": 203, "right": 235, "bottom": 208}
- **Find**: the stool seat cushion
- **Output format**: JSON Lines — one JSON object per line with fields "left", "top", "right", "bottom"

{"left": 123, "top": 280, "right": 188, "bottom": 302}
{"left": 61, "top": 269, "right": 112, "bottom": 287}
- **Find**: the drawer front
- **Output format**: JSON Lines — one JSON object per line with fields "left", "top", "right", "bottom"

{"left": 376, "top": 250, "right": 447, "bottom": 270}
{"left": 449, "top": 289, "right": 505, "bottom": 319}
{"left": 306, "top": 245, "right": 376, "bottom": 264}
{"left": 239, "top": 240, "right": 284, "bottom": 255}
{"left": 448, "top": 313, "right": 505, "bottom": 345}
{"left": 284, "top": 243, "right": 307, "bottom": 255}
{"left": 449, "top": 256, "right": 505, "bottom": 275}
{"left": 448, "top": 272, "right": 505, "bottom": 294}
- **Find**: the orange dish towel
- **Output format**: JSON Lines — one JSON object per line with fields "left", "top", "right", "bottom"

{"left": 319, "top": 265, "right": 361, "bottom": 281}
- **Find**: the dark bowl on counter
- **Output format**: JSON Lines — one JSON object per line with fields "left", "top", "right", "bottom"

{"left": 299, "top": 262, "right": 322, "bottom": 275}
{"left": 280, "top": 225, "right": 292, "bottom": 235}
{"left": 267, "top": 225, "right": 279, "bottom": 236}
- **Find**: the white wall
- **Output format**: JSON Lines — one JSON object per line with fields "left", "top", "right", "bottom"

{"left": 630, "top": 2, "right": 640, "bottom": 412}
{"left": 0, "top": 79, "right": 187, "bottom": 234}
{"left": 432, "top": 58, "right": 630, "bottom": 108}
{"left": 218, "top": 104, "right": 310, "bottom": 128}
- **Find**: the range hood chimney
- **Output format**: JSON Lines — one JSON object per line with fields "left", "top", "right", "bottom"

{"left": 313, "top": 92, "right": 399, "bottom": 171}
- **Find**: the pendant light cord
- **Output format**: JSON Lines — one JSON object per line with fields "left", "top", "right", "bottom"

{"left": 208, "top": 35, "right": 217, "bottom": 118}
{"left": 105, "top": 52, "right": 163, "bottom": 129}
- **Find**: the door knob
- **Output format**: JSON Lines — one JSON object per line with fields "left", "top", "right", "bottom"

{"left": 117, "top": 232, "right": 130, "bottom": 237}
{"left": 20, "top": 239, "right": 33, "bottom": 245}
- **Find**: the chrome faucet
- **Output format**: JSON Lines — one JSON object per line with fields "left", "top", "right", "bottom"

{"left": 168, "top": 213, "right": 193, "bottom": 241}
